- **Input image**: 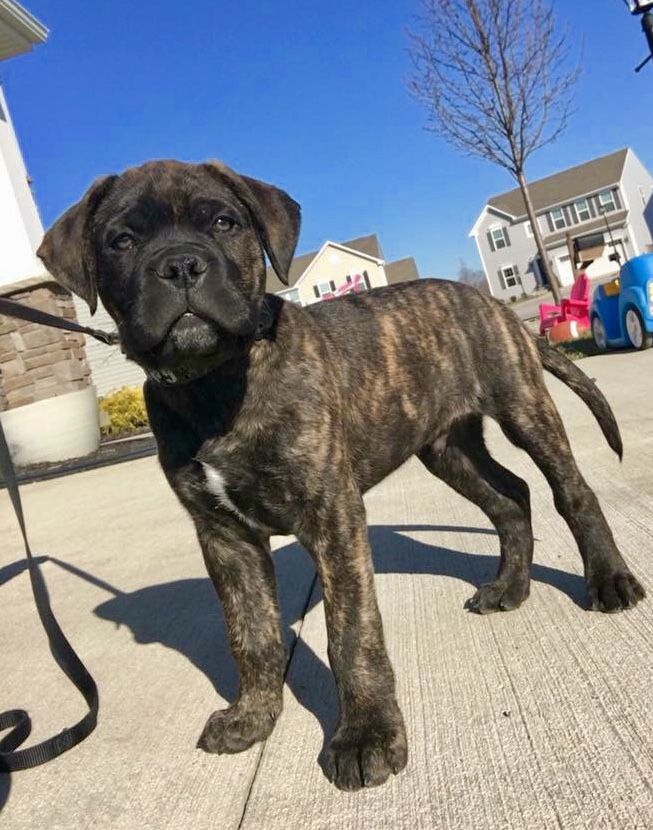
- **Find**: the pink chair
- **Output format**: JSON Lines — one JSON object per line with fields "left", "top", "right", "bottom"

{"left": 539, "top": 272, "right": 590, "bottom": 336}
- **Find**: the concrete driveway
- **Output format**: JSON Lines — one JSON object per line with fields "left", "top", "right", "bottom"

{"left": 2, "top": 350, "right": 653, "bottom": 829}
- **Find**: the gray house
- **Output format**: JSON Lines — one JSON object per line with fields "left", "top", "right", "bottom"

{"left": 469, "top": 148, "right": 653, "bottom": 301}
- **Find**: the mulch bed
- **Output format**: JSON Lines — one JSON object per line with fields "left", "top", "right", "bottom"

{"left": 1, "top": 432, "right": 158, "bottom": 488}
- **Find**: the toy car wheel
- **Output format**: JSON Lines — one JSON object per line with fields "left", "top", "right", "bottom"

{"left": 591, "top": 316, "right": 608, "bottom": 351}
{"left": 624, "top": 307, "right": 653, "bottom": 350}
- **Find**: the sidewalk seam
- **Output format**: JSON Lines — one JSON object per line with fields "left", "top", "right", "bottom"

{"left": 236, "top": 569, "right": 319, "bottom": 830}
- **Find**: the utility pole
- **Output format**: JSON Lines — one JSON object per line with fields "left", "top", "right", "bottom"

{"left": 624, "top": 1, "right": 653, "bottom": 72}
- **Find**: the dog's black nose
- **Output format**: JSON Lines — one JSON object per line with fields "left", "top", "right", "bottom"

{"left": 157, "top": 254, "right": 208, "bottom": 286}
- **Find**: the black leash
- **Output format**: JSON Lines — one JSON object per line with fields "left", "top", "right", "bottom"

{"left": 0, "top": 415, "right": 99, "bottom": 771}
{"left": 0, "top": 295, "right": 117, "bottom": 772}
{"left": 0, "top": 296, "right": 119, "bottom": 346}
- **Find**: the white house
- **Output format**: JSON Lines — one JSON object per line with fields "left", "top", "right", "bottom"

{"left": 266, "top": 233, "right": 419, "bottom": 306}
{"left": 469, "top": 148, "right": 653, "bottom": 301}
{"left": 0, "top": 1, "right": 100, "bottom": 465}
{"left": 0, "top": 1, "right": 47, "bottom": 288}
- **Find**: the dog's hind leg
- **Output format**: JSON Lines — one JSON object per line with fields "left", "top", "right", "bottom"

{"left": 498, "top": 392, "right": 645, "bottom": 612}
{"left": 418, "top": 414, "right": 533, "bottom": 613}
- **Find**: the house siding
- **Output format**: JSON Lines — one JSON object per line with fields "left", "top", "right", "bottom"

{"left": 73, "top": 297, "right": 146, "bottom": 396}
{"left": 474, "top": 209, "right": 540, "bottom": 301}
{"left": 620, "top": 150, "right": 653, "bottom": 256}
{"left": 296, "top": 245, "right": 387, "bottom": 306}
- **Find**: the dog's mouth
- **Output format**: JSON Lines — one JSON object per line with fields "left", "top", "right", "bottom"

{"left": 151, "top": 311, "right": 224, "bottom": 363}
{"left": 170, "top": 310, "right": 215, "bottom": 339}
{"left": 121, "top": 288, "right": 260, "bottom": 373}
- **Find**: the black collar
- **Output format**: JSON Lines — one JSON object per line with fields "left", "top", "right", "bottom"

{"left": 145, "top": 295, "right": 279, "bottom": 387}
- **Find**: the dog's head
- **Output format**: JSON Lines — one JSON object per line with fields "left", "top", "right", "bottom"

{"left": 37, "top": 160, "right": 300, "bottom": 373}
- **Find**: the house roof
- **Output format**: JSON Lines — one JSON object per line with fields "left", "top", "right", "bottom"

{"left": 0, "top": 1, "right": 47, "bottom": 61}
{"left": 486, "top": 148, "right": 630, "bottom": 218}
{"left": 385, "top": 257, "right": 419, "bottom": 285}
{"left": 266, "top": 233, "right": 384, "bottom": 293}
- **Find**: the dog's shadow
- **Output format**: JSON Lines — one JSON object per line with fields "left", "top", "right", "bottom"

{"left": 93, "top": 524, "right": 587, "bottom": 747}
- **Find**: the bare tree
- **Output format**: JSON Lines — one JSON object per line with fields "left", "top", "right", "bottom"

{"left": 408, "top": 0, "right": 579, "bottom": 303}
{"left": 457, "top": 259, "right": 490, "bottom": 294}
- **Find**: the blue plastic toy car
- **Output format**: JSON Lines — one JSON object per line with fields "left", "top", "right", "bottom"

{"left": 590, "top": 253, "right": 653, "bottom": 351}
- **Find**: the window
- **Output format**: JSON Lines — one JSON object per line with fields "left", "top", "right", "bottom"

{"left": 312, "top": 280, "right": 336, "bottom": 299}
{"left": 550, "top": 207, "right": 566, "bottom": 230}
{"left": 489, "top": 225, "right": 510, "bottom": 250}
{"left": 499, "top": 265, "right": 521, "bottom": 289}
{"left": 574, "top": 198, "right": 591, "bottom": 222}
{"left": 525, "top": 221, "right": 534, "bottom": 237}
{"left": 598, "top": 189, "right": 616, "bottom": 213}
{"left": 279, "top": 288, "right": 300, "bottom": 304}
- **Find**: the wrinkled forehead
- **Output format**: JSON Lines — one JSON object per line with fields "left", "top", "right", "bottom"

{"left": 94, "top": 161, "right": 242, "bottom": 226}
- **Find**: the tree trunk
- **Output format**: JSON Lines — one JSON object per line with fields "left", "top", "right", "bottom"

{"left": 516, "top": 170, "right": 562, "bottom": 305}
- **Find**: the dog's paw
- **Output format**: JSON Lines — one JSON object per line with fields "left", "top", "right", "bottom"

{"left": 466, "top": 579, "right": 529, "bottom": 614}
{"left": 322, "top": 708, "right": 408, "bottom": 791}
{"left": 587, "top": 570, "right": 645, "bottom": 613}
{"left": 197, "top": 698, "right": 280, "bottom": 755}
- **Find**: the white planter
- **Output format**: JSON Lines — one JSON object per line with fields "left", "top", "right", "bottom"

{"left": 0, "top": 385, "right": 100, "bottom": 466}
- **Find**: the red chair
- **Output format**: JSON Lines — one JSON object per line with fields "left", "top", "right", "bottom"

{"left": 539, "top": 272, "right": 590, "bottom": 336}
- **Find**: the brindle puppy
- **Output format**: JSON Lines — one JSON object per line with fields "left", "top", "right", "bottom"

{"left": 38, "top": 160, "right": 645, "bottom": 791}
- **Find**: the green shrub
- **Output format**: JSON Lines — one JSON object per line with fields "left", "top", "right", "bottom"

{"left": 99, "top": 386, "right": 149, "bottom": 436}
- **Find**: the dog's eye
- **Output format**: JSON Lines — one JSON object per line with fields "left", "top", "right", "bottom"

{"left": 213, "top": 216, "right": 236, "bottom": 233}
{"left": 111, "top": 233, "right": 135, "bottom": 251}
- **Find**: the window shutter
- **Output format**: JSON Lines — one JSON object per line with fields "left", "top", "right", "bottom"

{"left": 329, "top": 280, "right": 336, "bottom": 291}
{"left": 563, "top": 206, "right": 572, "bottom": 226}
{"left": 498, "top": 268, "right": 506, "bottom": 290}
{"left": 588, "top": 197, "right": 597, "bottom": 218}
{"left": 362, "top": 270, "right": 371, "bottom": 289}
{"left": 569, "top": 204, "right": 578, "bottom": 224}
{"left": 487, "top": 231, "right": 496, "bottom": 253}
{"left": 514, "top": 264, "right": 522, "bottom": 284}
{"left": 313, "top": 285, "right": 320, "bottom": 298}
{"left": 546, "top": 213, "right": 554, "bottom": 233}
{"left": 613, "top": 188, "right": 622, "bottom": 210}
{"left": 503, "top": 227, "right": 511, "bottom": 247}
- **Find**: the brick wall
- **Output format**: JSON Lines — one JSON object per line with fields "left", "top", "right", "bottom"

{"left": 0, "top": 282, "right": 92, "bottom": 412}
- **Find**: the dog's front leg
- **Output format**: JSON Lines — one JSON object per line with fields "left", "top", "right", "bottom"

{"left": 298, "top": 486, "right": 408, "bottom": 791}
{"left": 194, "top": 516, "right": 286, "bottom": 755}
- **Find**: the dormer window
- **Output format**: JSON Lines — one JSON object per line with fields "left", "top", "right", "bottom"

{"left": 488, "top": 226, "right": 510, "bottom": 251}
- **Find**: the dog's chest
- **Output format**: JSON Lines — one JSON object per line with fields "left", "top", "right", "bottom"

{"left": 198, "top": 446, "right": 292, "bottom": 533}
{"left": 201, "top": 462, "right": 257, "bottom": 528}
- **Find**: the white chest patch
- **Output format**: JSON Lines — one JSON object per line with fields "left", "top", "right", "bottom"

{"left": 201, "top": 463, "right": 256, "bottom": 527}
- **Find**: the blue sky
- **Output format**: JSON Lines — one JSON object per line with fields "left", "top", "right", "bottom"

{"left": 3, "top": 0, "right": 653, "bottom": 279}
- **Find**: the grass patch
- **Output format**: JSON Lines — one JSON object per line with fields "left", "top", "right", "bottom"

{"left": 553, "top": 336, "right": 601, "bottom": 362}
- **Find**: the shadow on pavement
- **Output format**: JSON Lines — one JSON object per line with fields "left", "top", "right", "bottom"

{"left": 1, "top": 524, "right": 586, "bottom": 806}
{"left": 92, "top": 524, "right": 586, "bottom": 753}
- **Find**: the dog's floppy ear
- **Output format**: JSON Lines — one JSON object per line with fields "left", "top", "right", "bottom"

{"left": 204, "top": 162, "right": 301, "bottom": 286}
{"left": 37, "top": 176, "right": 116, "bottom": 314}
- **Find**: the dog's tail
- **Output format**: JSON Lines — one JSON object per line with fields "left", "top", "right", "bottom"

{"left": 536, "top": 337, "right": 623, "bottom": 460}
